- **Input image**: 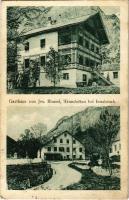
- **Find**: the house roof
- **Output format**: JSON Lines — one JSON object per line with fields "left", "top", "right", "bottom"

{"left": 43, "top": 130, "right": 84, "bottom": 147}
{"left": 101, "top": 64, "right": 120, "bottom": 71}
{"left": 23, "top": 9, "right": 109, "bottom": 45}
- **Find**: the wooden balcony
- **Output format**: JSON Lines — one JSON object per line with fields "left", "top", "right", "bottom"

{"left": 58, "top": 43, "right": 101, "bottom": 62}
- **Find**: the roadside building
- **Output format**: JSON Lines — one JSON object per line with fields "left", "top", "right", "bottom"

{"left": 37, "top": 131, "right": 85, "bottom": 160}
{"left": 109, "top": 132, "right": 120, "bottom": 157}
{"left": 7, "top": 136, "right": 18, "bottom": 158}
{"left": 100, "top": 64, "right": 120, "bottom": 86}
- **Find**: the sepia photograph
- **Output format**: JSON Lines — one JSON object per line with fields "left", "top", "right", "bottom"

{"left": 7, "top": 6, "right": 120, "bottom": 94}
{"left": 7, "top": 106, "right": 120, "bottom": 190}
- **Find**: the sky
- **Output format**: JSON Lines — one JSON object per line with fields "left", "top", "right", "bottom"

{"left": 7, "top": 106, "right": 87, "bottom": 141}
{"left": 101, "top": 6, "right": 120, "bottom": 17}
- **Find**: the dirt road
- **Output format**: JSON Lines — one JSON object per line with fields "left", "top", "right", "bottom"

{"left": 33, "top": 161, "right": 81, "bottom": 190}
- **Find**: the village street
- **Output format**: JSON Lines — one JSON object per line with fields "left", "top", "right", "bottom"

{"left": 33, "top": 161, "right": 82, "bottom": 190}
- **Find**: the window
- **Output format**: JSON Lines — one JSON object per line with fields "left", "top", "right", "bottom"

{"left": 40, "top": 39, "right": 45, "bottom": 48}
{"left": 48, "top": 147, "right": 51, "bottom": 151}
{"left": 59, "top": 147, "right": 64, "bottom": 152}
{"left": 73, "top": 155, "right": 76, "bottom": 159}
{"left": 54, "top": 147, "right": 57, "bottom": 151}
{"left": 90, "top": 60, "right": 95, "bottom": 67}
{"left": 59, "top": 31, "right": 71, "bottom": 45}
{"left": 60, "top": 138, "right": 63, "bottom": 143}
{"left": 79, "top": 55, "right": 83, "bottom": 65}
{"left": 79, "top": 155, "right": 83, "bottom": 159}
{"left": 67, "top": 155, "right": 70, "bottom": 159}
{"left": 41, "top": 56, "right": 45, "bottom": 66}
{"left": 83, "top": 74, "right": 87, "bottom": 82}
{"left": 114, "top": 145, "right": 117, "bottom": 151}
{"left": 110, "top": 148, "right": 112, "bottom": 153}
{"left": 73, "top": 140, "right": 76, "bottom": 144}
{"left": 113, "top": 72, "right": 118, "bottom": 79}
{"left": 24, "top": 42, "right": 29, "bottom": 51}
{"left": 73, "top": 148, "right": 76, "bottom": 152}
{"left": 24, "top": 59, "right": 29, "bottom": 68}
{"left": 66, "top": 139, "right": 69, "bottom": 144}
{"left": 79, "top": 147, "right": 82, "bottom": 152}
{"left": 85, "top": 40, "right": 89, "bottom": 49}
{"left": 63, "top": 73, "right": 69, "bottom": 80}
{"left": 54, "top": 138, "right": 57, "bottom": 143}
{"left": 79, "top": 35, "right": 83, "bottom": 46}
{"left": 85, "top": 58, "right": 89, "bottom": 66}
{"left": 91, "top": 44, "right": 94, "bottom": 52}
{"left": 66, "top": 147, "right": 70, "bottom": 152}
{"left": 96, "top": 47, "right": 99, "bottom": 54}
{"left": 64, "top": 133, "right": 67, "bottom": 137}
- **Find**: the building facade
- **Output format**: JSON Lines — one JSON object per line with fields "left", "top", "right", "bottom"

{"left": 109, "top": 132, "right": 120, "bottom": 157}
{"left": 101, "top": 64, "right": 120, "bottom": 86}
{"left": 37, "top": 131, "right": 85, "bottom": 160}
{"left": 18, "top": 9, "right": 112, "bottom": 88}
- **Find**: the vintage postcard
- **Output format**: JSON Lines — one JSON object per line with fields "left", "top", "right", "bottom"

{"left": 0, "top": 0, "right": 128, "bottom": 199}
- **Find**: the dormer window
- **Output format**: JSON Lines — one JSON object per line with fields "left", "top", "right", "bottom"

{"left": 64, "top": 133, "right": 67, "bottom": 137}
{"left": 40, "top": 39, "right": 45, "bottom": 48}
{"left": 24, "top": 42, "right": 29, "bottom": 51}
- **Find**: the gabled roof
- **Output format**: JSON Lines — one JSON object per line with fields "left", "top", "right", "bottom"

{"left": 23, "top": 8, "right": 109, "bottom": 45}
{"left": 43, "top": 130, "right": 84, "bottom": 147}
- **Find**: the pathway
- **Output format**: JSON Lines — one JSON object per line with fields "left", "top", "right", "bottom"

{"left": 33, "top": 161, "right": 81, "bottom": 190}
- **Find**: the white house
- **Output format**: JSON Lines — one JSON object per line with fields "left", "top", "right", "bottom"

{"left": 37, "top": 131, "right": 85, "bottom": 160}
{"left": 101, "top": 64, "right": 120, "bottom": 87}
{"left": 18, "top": 7, "right": 113, "bottom": 88}
{"left": 109, "top": 132, "right": 120, "bottom": 157}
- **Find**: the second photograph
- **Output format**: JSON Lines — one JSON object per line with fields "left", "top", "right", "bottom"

{"left": 7, "top": 106, "right": 120, "bottom": 190}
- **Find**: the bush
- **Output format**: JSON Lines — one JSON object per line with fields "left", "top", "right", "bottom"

{"left": 110, "top": 155, "right": 120, "bottom": 163}
{"left": 8, "top": 86, "right": 120, "bottom": 94}
{"left": 88, "top": 154, "right": 100, "bottom": 167}
{"left": 7, "top": 162, "right": 53, "bottom": 190}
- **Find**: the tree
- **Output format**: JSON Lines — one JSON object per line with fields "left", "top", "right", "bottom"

{"left": 17, "top": 129, "right": 39, "bottom": 158}
{"left": 18, "top": 123, "right": 47, "bottom": 158}
{"left": 30, "top": 123, "right": 47, "bottom": 158}
{"left": 29, "top": 59, "right": 40, "bottom": 87}
{"left": 44, "top": 47, "right": 64, "bottom": 87}
{"left": 7, "top": 6, "right": 51, "bottom": 88}
{"left": 92, "top": 109, "right": 120, "bottom": 176}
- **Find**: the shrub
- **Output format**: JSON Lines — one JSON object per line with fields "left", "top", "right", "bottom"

{"left": 7, "top": 162, "right": 53, "bottom": 190}
{"left": 8, "top": 86, "right": 120, "bottom": 94}
{"left": 110, "top": 155, "right": 120, "bottom": 163}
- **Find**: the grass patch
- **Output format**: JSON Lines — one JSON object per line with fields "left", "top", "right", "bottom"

{"left": 7, "top": 86, "right": 120, "bottom": 94}
{"left": 7, "top": 162, "right": 53, "bottom": 190}
{"left": 65, "top": 163, "right": 120, "bottom": 190}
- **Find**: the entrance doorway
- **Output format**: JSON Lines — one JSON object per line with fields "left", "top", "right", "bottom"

{"left": 44, "top": 153, "right": 63, "bottom": 161}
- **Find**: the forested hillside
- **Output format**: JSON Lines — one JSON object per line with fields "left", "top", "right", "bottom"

{"left": 44, "top": 106, "right": 120, "bottom": 149}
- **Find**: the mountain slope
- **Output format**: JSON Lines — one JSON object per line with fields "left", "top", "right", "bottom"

{"left": 44, "top": 106, "right": 120, "bottom": 145}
